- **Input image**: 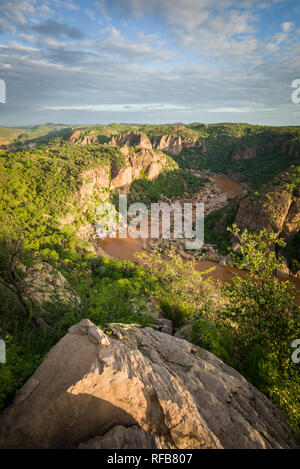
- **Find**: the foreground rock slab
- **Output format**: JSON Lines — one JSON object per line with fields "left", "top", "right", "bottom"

{"left": 0, "top": 320, "right": 294, "bottom": 449}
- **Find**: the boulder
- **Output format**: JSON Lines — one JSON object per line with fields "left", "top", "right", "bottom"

{"left": 130, "top": 298, "right": 173, "bottom": 335}
{"left": 0, "top": 320, "right": 294, "bottom": 449}
{"left": 174, "top": 324, "right": 193, "bottom": 340}
{"left": 235, "top": 176, "right": 300, "bottom": 242}
{"left": 24, "top": 262, "right": 80, "bottom": 310}
{"left": 79, "top": 425, "right": 171, "bottom": 449}
{"left": 235, "top": 188, "right": 293, "bottom": 235}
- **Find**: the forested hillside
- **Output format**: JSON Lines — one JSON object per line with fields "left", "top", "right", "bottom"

{"left": 0, "top": 122, "right": 299, "bottom": 442}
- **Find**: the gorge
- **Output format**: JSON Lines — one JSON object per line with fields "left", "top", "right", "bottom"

{"left": 0, "top": 122, "right": 299, "bottom": 448}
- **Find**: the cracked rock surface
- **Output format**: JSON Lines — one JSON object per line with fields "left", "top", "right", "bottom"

{"left": 0, "top": 320, "right": 295, "bottom": 449}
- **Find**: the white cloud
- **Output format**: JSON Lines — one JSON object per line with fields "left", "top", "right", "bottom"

{"left": 0, "top": 0, "right": 299, "bottom": 126}
{"left": 0, "top": 41, "right": 38, "bottom": 52}
{"left": 206, "top": 107, "right": 250, "bottom": 113}
{"left": 281, "top": 21, "right": 294, "bottom": 32}
{"left": 102, "top": 0, "right": 259, "bottom": 60}
{"left": 98, "top": 26, "right": 175, "bottom": 62}
{"left": 206, "top": 106, "right": 276, "bottom": 113}
{"left": 43, "top": 103, "right": 190, "bottom": 112}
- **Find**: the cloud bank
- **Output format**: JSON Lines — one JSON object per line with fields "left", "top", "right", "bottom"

{"left": 0, "top": 0, "right": 299, "bottom": 125}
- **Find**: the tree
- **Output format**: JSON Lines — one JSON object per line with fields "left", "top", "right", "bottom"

{"left": 223, "top": 225, "right": 298, "bottom": 355}
{"left": 0, "top": 235, "right": 36, "bottom": 321}
{"left": 135, "top": 246, "right": 217, "bottom": 326}
{"left": 221, "top": 226, "right": 300, "bottom": 433}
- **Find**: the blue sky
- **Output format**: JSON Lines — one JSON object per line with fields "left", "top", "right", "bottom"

{"left": 0, "top": 0, "right": 299, "bottom": 126}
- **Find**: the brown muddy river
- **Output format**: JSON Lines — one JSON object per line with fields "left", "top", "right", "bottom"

{"left": 100, "top": 237, "right": 144, "bottom": 261}
{"left": 210, "top": 175, "right": 242, "bottom": 198}
{"left": 97, "top": 174, "right": 300, "bottom": 297}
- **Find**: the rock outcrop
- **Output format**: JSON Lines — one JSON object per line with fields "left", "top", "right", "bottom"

{"left": 151, "top": 135, "right": 203, "bottom": 155}
{"left": 0, "top": 320, "right": 294, "bottom": 449}
{"left": 69, "top": 130, "right": 98, "bottom": 145}
{"left": 79, "top": 425, "right": 171, "bottom": 449}
{"left": 235, "top": 183, "right": 300, "bottom": 240}
{"left": 231, "top": 138, "right": 300, "bottom": 162}
{"left": 24, "top": 262, "right": 80, "bottom": 309}
{"left": 110, "top": 131, "right": 152, "bottom": 150}
{"left": 136, "top": 296, "right": 173, "bottom": 334}
{"left": 109, "top": 131, "right": 206, "bottom": 156}
{"left": 282, "top": 185, "right": 300, "bottom": 238}
{"left": 110, "top": 147, "right": 173, "bottom": 193}
{"left": 231, "top": 146, "right": 258, "bottom": 161}
{"left": 109, "top": 133, "right": 177, "bottom": 192}
{"left": 78, "top": 166, "right": 110, "bottom": 204}
{"left": 235, "top": 188, "right": 293, "bottom": 235}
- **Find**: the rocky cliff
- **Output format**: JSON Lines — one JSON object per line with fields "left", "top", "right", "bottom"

{"left": 70, "top": 132, "right": 177, "bottom": 196}
{"left": 69, "top": 130, "right": 99, "bottom": 145}
{"left": 109, "top": 130, "right": 206, "bottom": 156}
{"left": 110, "top": 131, "right": 153, "bottom": 150}
{"left": 151, "top": 135, "right": 206, "bottom": 155}
{"left": 231, "top": 139, "right": 300, "bottom": 162}
{"left": 0, "top": 320, "right": 294, "bottom": 449}
{"left": 110, "top": 146, "right": 176, "bottom": 193}
{"left": 58, "top": 134, "right": 177, "bottom": 234}
{"left": 235, "top": 183, "right": 300, "bottom": 239}
{"left": 61, "top": 133, "right": 177, "bottom": 219}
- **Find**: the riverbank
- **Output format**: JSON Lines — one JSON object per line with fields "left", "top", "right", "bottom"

{"left": 94, "top": 172, "right": 300, "bottom": 300}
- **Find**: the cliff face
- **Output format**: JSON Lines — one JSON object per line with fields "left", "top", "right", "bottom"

{"left": 231, "top": 139, "right": 300, "bottom": 162}
{"left": 235, "top": 182, "right": 300, "bottom": 242}
{"left": 66, "top": 129, "right": 300, "bottom": 253}
{"left": 109, "top": 130, "right": 207, "bottom": 156}
{"left": 69, "top": 130, "right": 98, "bottom": 145}
{"left": 68, "top": 131, "right": 176, "bottom": 203}
{"left": 58, "top": 133, "right": 177, "bottom": 232}
{"left": 109, "top": 132, "right": 177, "bottom": 192}
{"left": 283, "top": 185, "right": 300, "bottom": 237}
{"left": 151, "top": 135, "right": 205, "bottom": 155}
{"left": 111, "top": 147, "right": 175, "bottom": 192}
{"left": 231, "top": 146, "right": 258, "bottom": 161}
{"left": 235, "top": 188, "right": 295, "bottom": 235}
{"left": 78, "top": 166, "right": 110, "bottom": 202}
{"left": 110, "top": 131, "right": 153, "bottom": 150}
{"left": 0, "top": 320, "right": 294, "bottom": 449}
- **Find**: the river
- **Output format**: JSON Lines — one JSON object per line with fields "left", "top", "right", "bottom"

{"left": 97, "top": 174, "right": 300, "bottom": 297}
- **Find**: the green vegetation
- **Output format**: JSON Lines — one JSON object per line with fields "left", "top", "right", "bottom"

{"left": 3, "top": 122, "right": 300, "bottom": 192}
{"left": 204, "top": 204, "right": 236, "bottom": 254}
{"left": 0, "top": 253, "right": 156, "bottom": 413}
{"left": 0, "top": 122, "right": 299, "bottom": 440}
{"left": 220, "top": 227, "right": 300, "bottom": 433}
{"left": 136, "top": 247, "right": 216, "bottom": 327}
{"left": 282, "top": 231, "right": 300, "bottom": 273}
{"left": 163, "top": 124, "right": 300, "bottom": 191}
{"left": 0, "top": 141, "right": 127, "bottom": 251}
{"left": 128, "top": 169, "right": 208, "bottom": 204}
{"left": 176, "top": 144, "right": 300, "bottom": 191}
{"left": 136, "top": 229, "right": 300, "bottom": 435}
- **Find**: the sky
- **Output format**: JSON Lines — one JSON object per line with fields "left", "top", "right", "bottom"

{"left": 0, "top": 0, "right": 300, "bottom": 126}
